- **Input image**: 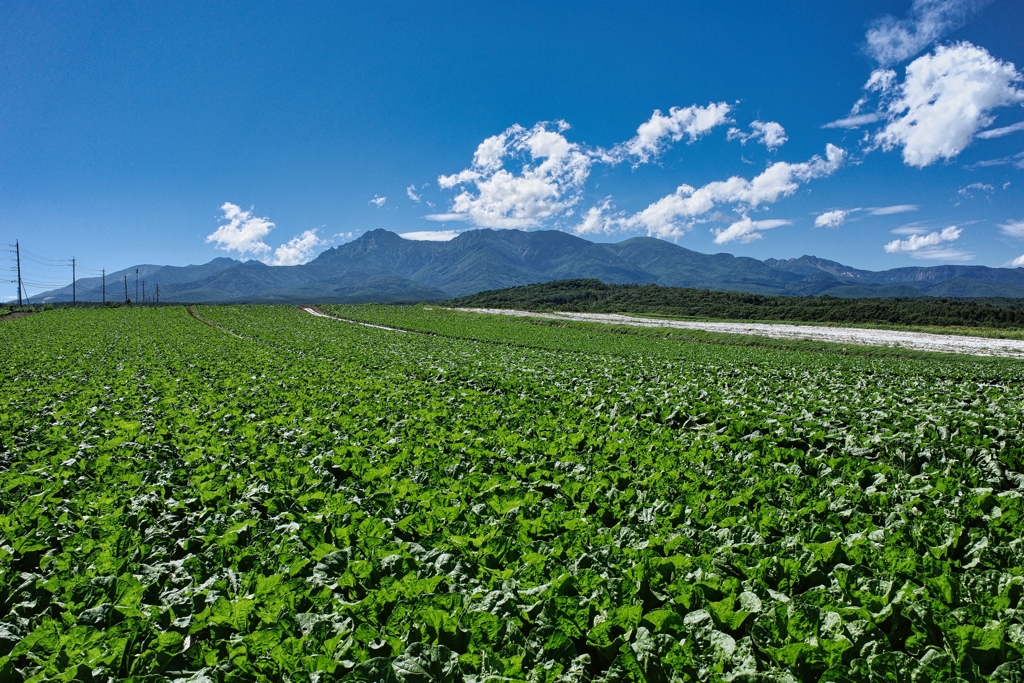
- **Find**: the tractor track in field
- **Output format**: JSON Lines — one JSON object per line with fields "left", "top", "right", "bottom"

{"left": 300, "top": 306, "right": 411, "bottom": 332}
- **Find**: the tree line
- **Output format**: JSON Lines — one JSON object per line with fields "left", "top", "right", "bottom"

{"left": 448, "top": 279, "right": 1024, "bottom": 329}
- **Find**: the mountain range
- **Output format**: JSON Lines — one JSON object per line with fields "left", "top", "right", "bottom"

{"left": 28, "top": 228, "right": 1024, "bottom": 303}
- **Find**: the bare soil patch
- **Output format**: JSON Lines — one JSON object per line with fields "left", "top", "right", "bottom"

{"left": 458, "top": 308, "right": 1024, "bottom": 359}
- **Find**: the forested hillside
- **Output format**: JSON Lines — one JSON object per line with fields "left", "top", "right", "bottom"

{"left": 450, "top": 279, "right": 1024, "bottom": 329}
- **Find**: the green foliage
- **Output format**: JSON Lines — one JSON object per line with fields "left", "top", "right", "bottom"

{"left": 1, "top": 305, "right": 1023, "bottom": 682}
{"left": 449, "top": 278, "right": 1024, "bottom": 330}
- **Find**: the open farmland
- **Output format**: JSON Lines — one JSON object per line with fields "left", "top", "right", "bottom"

{"left": 2, "top": 306, "right": 1024, "bottom": 682}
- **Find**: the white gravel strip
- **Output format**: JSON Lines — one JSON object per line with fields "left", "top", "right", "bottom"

{"left": 302, "top": 307, "right": 408, "bottom": 332}
{"left": 455, "top": 308, "right": 1024, "bottom": 358}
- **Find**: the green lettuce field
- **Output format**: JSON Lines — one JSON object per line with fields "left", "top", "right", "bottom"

{"left": 2, "top": 305, "right": 1024, "bottom": 682}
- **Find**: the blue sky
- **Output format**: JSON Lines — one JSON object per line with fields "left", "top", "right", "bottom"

{"left": 3, "top": 1, "right": 1024, "bottom": 301}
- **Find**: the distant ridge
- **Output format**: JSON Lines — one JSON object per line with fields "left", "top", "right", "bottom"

{"left": 29, "top": 229, "right": 1024, "bottom": 303}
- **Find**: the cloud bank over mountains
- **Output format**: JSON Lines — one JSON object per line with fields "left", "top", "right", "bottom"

{"left": 410, "top": 0, "right": 1020, "bottom": 262}
{"left": 206, "top": 203, "right": 323, "bottom": 266}
{"left": 206, "top": 0, "right": 1021, "bottom": 268}
{"left": 425, "top": 105, "right": 835, "bottom": 243}
{"left": 884, "top": 225, "right": 969, "bottom": 261}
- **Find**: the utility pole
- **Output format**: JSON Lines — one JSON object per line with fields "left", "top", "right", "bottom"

{"left": 72, "top": 257, "right": 76, "bottom": 305}
{"left": 155, "top": 284, "right": 159, "bottom": 304}
{"left": 124, "top": 275, "right": 128, "bottom": 303}
{"left": 135, "top": 269, "right": 139, "bottom": 305}
{"left": 15, "top": 240, "right": 22, "bottom": 306}
{"left": 102, "top": 269, "right": 106, "bottom": 304}
{"left": 142, "top": 280, "right": 146, "bottom": 305}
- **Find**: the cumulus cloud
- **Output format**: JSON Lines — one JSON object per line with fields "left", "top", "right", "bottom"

{"left": 865, "top": 0, "right": 991, "bottom": 66}
{"left": 619, "top": 144, "right": 845, "bottom": 239}
{"left": 272, "top": 229, "right": 322, "bottom": 266}
{"left": 815, "top": 210, "right": 849, "bottom": 228}
{"left": 870, "top": 43, "right": 1024, "bottom": 167}
{"left": 613, "top": 103, "right": 732, "bottom": 164}
{"left": 1000, "top": 220, "right": 1024, "bottom": 238}
{"left": 1012, "top": 254, "right": 1024, "bottom": 267}
{"left": 206, "top": 203, "right": 274, "bottom": 257}
{"left": 205, "top": 203, "right": 323, "bottom": 264}
{"left": 428, "top": 121, "right": 593, "bottom": 229}
{"left": 713, "top": 217, "right": 791, "bottom": 244}
{"left": 370, "top": 195, "right": 387, "bottom": 208}
{"left": 884, "top": 225, "right": 970, "bottom": 259}
{"left": 399, "top": 230, "right": 461, "bottom": 241}
{"left": 727, "top": 120, "right": 788, "bottom": 150}
{"left": 406, "top": 185, "right": 422, "bottom": 202}
{"left": 572, "top": 198, "right": 616, "bottom": 236}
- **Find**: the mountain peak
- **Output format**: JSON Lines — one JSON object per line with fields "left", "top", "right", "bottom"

{"left": 26, "top": 228, "right": 1024, "bottom": 303}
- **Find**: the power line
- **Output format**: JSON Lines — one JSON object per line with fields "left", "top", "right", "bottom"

{"left": 20, "top": 249, "right": 69, "bottom": 265}
{"left": 15, "top": 240, "right": 22, "bottom": 306}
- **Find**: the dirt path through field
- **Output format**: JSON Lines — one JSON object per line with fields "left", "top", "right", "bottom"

{"left": 457, "top": 308, "right": 1024, "bottom": 358}
{"left": 301, "top": 306, "right": 409, "bottom": 332}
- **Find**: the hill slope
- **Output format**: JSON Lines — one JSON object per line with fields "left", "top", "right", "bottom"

{"left": 29, "top": 229, "right": 1024, "bottom": 303}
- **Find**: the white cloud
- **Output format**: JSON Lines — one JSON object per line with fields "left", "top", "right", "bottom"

{"left": 884, "top": 225, "right": 970, "bottom": 259}
{"left": 870, "top": 43, "right": 1024, "bottom": 167}
{"left": 727, "top": 120, "right": 788, "bottom": 150}
{"left": 428, "top": 121, "right": 593, "bottom": 229}
{"left": 809, "top": 206, "right": 916, "bottom": 228}
{"left": 406, "top": 185, "right": 422, "bottom": 202}
{"left": 822, "top": 113, "right": 885, "bottom": 129}
{"left": 712, "top": 217, "right": 791, "bottom": 244}
{"left": 206, "top": 203, "right": 274, "bottom": 257}
{"left": 272, "top": 229, "right": 323, "bottom": 266}
{"left": 968, "top": 151, "right": 1024, "bottom": 169}
{"left": 399, "top": 230, "right": 460, "bottom": 241}
{"left": 958, "top": 182, "right": 994, "bottom": 198}
{"left": 868, "top": 204, "right": 919, "bottom": 216}
{"left": 908, "top": 247, "right": 974, "bottom": 260}
{"left": 370, "top": 195, "right": 387, "bottom": 207}
{"left": 614, "top": 103, "right": 732, "bottom": 164}
{"left": 891, "top": 224, "right": 930, "bottom": 235}
{"left": 1012, "top": 254, "right": 1024, "bottom": 267}
{"left": 1000, "top": 220, "right": 1024, "bottom": 238}
{"left": 976, "top": 120, "right": 1024, "bottom": 139}
{"left": 204, "top": 203, "right": 323, "bottom": 265}
{"left": 620, "top": 144, "right": 845, "bottom": 239}
{"left": 824, "top": 71, "right": 897, "bottom": 128}
{"left": 865, "top": 0, "right": 991, "bottom": 66}
{"left": 572, "top": 198, "right": 615, "bottom": 236}
{"left": 814, "top": 209, "right": 849, "bottom": 228}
